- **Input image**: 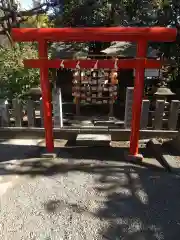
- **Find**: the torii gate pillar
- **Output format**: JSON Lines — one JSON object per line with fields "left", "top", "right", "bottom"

{"left": 130, "top": 40, "right": 147, "bottom": 156}
{"left": 38, "top": 40, "right": 54, "bottom": 152}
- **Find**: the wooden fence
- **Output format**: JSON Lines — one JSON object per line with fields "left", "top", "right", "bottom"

{"left": 0, "top": 87, "right": 179, "bottom": 131}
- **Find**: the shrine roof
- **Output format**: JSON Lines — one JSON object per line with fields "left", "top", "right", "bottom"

{"left": 51, "top": 42, "right": 159, "bottom": 59}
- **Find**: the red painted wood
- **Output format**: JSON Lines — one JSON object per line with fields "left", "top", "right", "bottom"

{"left": 130, "top": 40, "right": 148, "bottom": 156}
{"left": 24, "top": 59, "right": 163, "bottom": 69}
{"left": 38, "top": 40, "right": 54, "bottom": 152}
{"left": 12, "top": 27, "right": 177, "bottom": 42}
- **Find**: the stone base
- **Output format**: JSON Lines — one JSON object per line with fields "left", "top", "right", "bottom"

{"left": 76, "top": 134, "right": 111, "bottom": 147}
{"left": 124, "top": 152, "right": 143, "bottom": 163}
{"left": 147, "top": 139, "right": 172, "bottom": 172}
{"left": 41, "top": 152, "right": 57, "bottom": 159}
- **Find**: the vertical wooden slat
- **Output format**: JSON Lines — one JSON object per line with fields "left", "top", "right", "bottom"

{"left": 53, "top": 88, "right": 63, "bottom": 128}
{"left": 168, "top": 100, "right": 180, "bottom": 130}
{"left": 2, "top": 102, "right": 10, "bottom": 127}
{"left": 124, "top": 87, "right": 134, "bottom": 129}
{"left": 27, "top": 99, "right": 35, "bottom": 127}
{"left": 12, "top": 99, "right": 22, "bottom": 127}
{"left": 59, "top": 88, "right": 63, "bottom": 128}
{"left": 0, "top": 99, "right": 10, "bottom": 127}
{"left": 109, "top": 100, "right": 114, "bottom": 117}
{"left": 153, "top": 100, "right": 165, "bottom": 129}
{"left": 140, "top": 100, "right": 150, "bottom": 129}
{"left": 76, "top": 98, "right": 80, "bottom": 116}
{"left": 76, "top": 70, "right": 80, "bottom": 116}
{"left": 40, "top": 98, "right": 44, "bottom": 127}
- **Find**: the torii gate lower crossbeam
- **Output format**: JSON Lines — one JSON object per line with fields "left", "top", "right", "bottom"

{"left": 11, "top": 27, "right": 177, "bottom": 159}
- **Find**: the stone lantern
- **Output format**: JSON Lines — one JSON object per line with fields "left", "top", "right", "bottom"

{"left": 153, "top": 67, "right": 175, "bottom": 120}
{"left": 154, "top": 64, "right": 175, "bottom": 100}
{"left": 154, "top": 81, "right": 175, "bottom": 100}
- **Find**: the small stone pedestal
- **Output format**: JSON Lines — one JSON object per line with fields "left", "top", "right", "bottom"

{"left": 76, "top": 134, "right": 111, "bottom": 147}
{"left": 124, "top": 152, "right": 143, "bottom": 163}
{"left": 41, "top": 152, "right": 57, "bottom": 159}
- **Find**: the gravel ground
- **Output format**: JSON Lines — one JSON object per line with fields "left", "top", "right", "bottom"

{"left": 0, "top": 152, "right": 180, "bottom": 240}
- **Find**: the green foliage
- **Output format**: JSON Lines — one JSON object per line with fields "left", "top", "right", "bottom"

{"left": 21, "top": 14, "right": 54, "bottom": 28}
{"left": 59, "top": 0, "right": 111, "bottom": 27}
{"left": 53, "top": 0, "right": 180, "bottom": 73}
{"left": 1, "top": 0, "right": 180, "bottom": 100}
{"left": 53, "top": 0, "right": 168, "bottom": 27}
{"left": 0, "top": 43, "right": 39, "bottom": 99}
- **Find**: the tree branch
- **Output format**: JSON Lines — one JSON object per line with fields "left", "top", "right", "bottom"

{"left": 0, "top": 0, "right": 60, "bottom": 46}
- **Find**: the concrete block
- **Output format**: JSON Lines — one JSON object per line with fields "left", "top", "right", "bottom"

{"left": 12, "top": 99, "right": 23, "bottom": 127}
{"left": 162, "top": 140, "right": 180, "bottom": 170}
{"left": 141, "top": 100, "right": 150, "bottom": 129}
{"left": 168, "top": 100, "right": 180, "bottom": 130}
{"left": 124, "top": 152, "right": 143, "bottom": 163}
{"left": 94, "top": 120, "right": 115, "bottom": 126}
{"left": 115, "top": 121, "right": 124, "bottom": 126}
{"left": 146, "top": 139, "right": 172, "bottom": 172}
{"left": 153, "top": 100, "right": 165, "bottom": 129}
{"left": 76, "top": 134, "right": 111, "bottom": 146}
{"left": 124, "top": 87, "right": 134, "bottom": 129}
{"left": 0, "top": 139, "right": 42, "bottom": 160}
{"left": 27, "top": 99, "right": 35, "bottom": 127}
{"left": 41, "top": 152, "right": 57, "bottom": 159}
{"left": 53, "top": 88, "right": 63, "bottom": 128}
{"left": 0, "top": 127, "right": 177, "bottom": 141}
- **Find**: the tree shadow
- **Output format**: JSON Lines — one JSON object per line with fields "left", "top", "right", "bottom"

{"left": 0, "top": 143, "right": 40, "bottom": 162}
{"left": 38, "top": 159, "right": 180, "bottom": 239}
{"left": 0, "top": 143, "right": 179, "bottom": 239}
{"left": 55, "top": 145, "right": 153, "bottom": 162}
{"left": 94, "top": 165, "right": 180, "bottom": 240}
{"left": 44, "top": 199, "right": 91, "bottom": 216}
{"left": 0, "top": 157, "right": 164, "bottom": 178}
{"left": 0, "top": 145, "right": 165, "bottom": 177}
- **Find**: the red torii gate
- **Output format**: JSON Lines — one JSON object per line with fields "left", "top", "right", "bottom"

{"left": 12, "top": 27, "right": 177, "bottom": 159}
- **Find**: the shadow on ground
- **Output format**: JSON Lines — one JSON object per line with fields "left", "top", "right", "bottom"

{"left": 42, "top": 161, "right": 180, "bottom": 240}
{"left": 95, "top": 167, "right": 180, "bottom": 240}
{"left": 0, "top": 144, "right": 165, "bottom": 176}
{"left": 1, "top": 143, "right": 180, "bottom": 239}
{"left": 0, "top": 143, "right": 40, "bottom": 162}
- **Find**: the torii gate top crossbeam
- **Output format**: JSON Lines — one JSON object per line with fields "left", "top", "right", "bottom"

{"left": 12, "top": 27, "right": 177, "bottom": 42}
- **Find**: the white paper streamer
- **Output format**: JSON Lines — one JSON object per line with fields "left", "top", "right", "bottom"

{"left": 60, "top": 60, "right": 64, "bottom": 68}
{"left": 114, "top": 59, "right": 118, "bottom": 70}
{"left": 94, "top": 60, "right": 98, "bottom": 69}
{"left": 76, "top": 61, "right": 80, "bottom": 69}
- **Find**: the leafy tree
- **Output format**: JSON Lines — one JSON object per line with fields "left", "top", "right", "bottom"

{"left": 21, "top": 14, "right": 54, "bottom": 28}
{"left": 50, "top": 1, "right": 179, "bottom": 53}
{"left": 0, "top": 0, "right": 59, "bottom": 46}
{"left": 0, "top": 42, "right": 39, "bottom": 99}
{"left": 0, "top": 1, "right": 56, "bottom": 99}
{"left": 0, "top": 0, "right": 179, "bottom": 98}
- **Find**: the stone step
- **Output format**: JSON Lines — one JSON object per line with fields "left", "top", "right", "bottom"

{"left": 76, "top": 134, "right": 111, "bottom": 146}
{"left": 115, "top": 121, "right": 124, "bottom": 125}
{"left": 94, "top": 120, "right": 124, "bottom": 127}
{"left": 94, "top": 120, "right": 115, "bottom": 127}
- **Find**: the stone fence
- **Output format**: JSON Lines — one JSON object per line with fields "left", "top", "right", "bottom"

{"left": 0, "top": 87, "right": 179, "bottom": 131}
